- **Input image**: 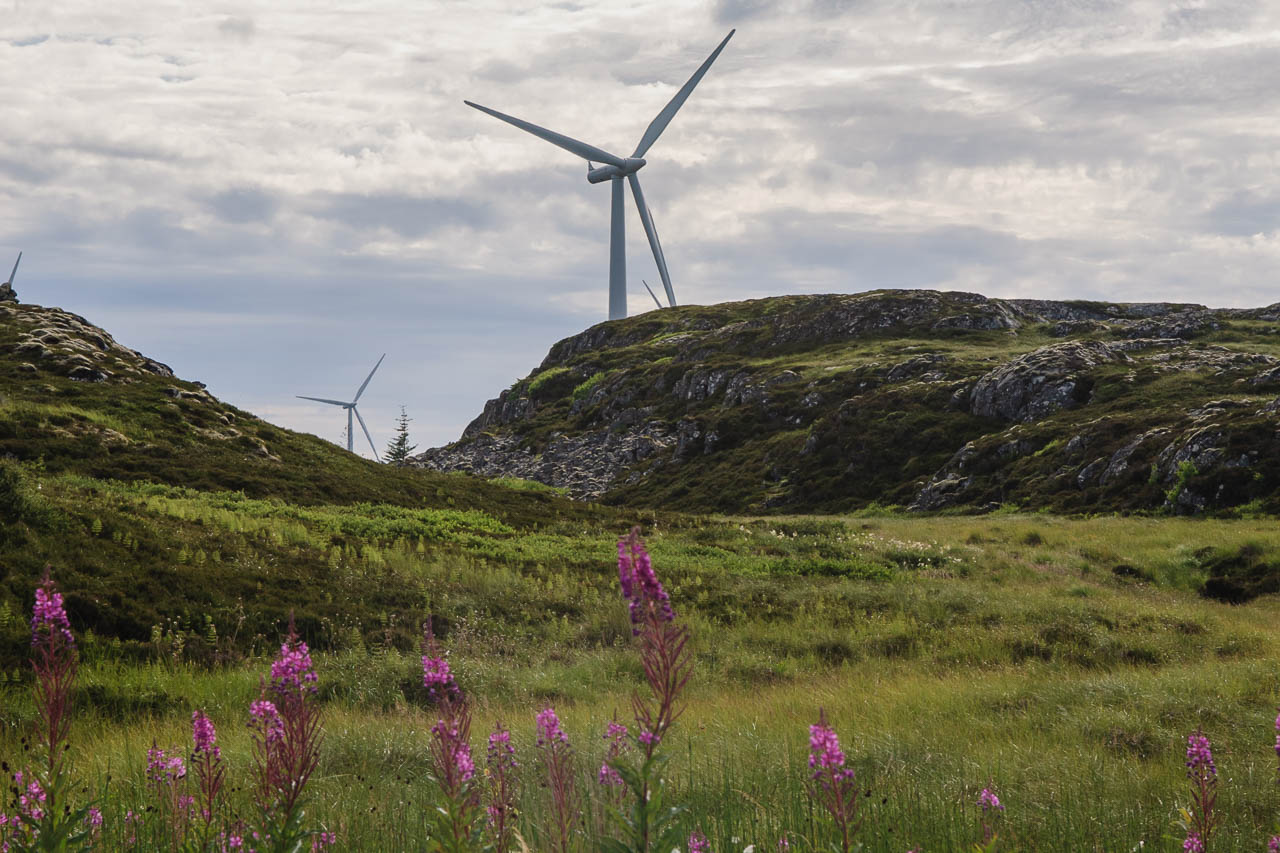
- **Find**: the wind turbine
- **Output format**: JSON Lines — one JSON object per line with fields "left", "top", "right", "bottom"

{"left": 465, "top": 30, "right": 735, "bottom": 321}
{"left": 5, "top": 252, "right": 20, "bottom": 285}
{"left": 2, "top": 252, "right": 20, "bottom": 294}
{"left": 297, "top": 354, "right": 385, "bottom": 461}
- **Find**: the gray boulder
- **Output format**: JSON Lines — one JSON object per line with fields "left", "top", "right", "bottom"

{"left": 970, "top": 340, "right": 1126, "bottom": 423}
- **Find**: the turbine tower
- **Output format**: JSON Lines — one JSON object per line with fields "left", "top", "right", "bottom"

{"left": 465, "top": 30, "right": 734, "bottom": 321}
{"left": 297, "top": 354, "right": 385, "bottom": 461}
{"left": 4, "top": 252, "right": 19, "bottom": 287}
{"left": 0, "top": 252, "right": 21, "bottom": 301}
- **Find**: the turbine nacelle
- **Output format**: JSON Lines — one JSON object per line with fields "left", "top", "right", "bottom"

{"left": 586, "top": 158, "right": 646, "bottom": 184}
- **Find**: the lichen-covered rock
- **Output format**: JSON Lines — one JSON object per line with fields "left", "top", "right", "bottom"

{"left": 414, "top": 425, "right": 672, "bottom": 499}
{"left": 969, "top": 341, "right": 1126, "bottom": 423}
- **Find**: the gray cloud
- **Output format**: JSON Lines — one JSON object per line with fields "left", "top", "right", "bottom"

{"left": 218, "top": 17, "right": 255, "bottom": 41}
{"left": 306, "top": 192, "right": 495, "bottom": 238}
{"left": 209, "top": 188, "right": 279, "bottom": 225}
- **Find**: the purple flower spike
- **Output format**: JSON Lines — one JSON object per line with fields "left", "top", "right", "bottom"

{"left": 1185, "top": 732, "right": 1216, "bottom": 779}
{"left": 1269, "top": 836, "right": 1279, "bottom": 853}
{"left": 598, "top": 720, "right": 629, "bottom": 789}
{"left": 688, "top": 830, "right": 709, "bottom": 853}
{"left": 270, "top": 637, "right": 318, "bottom": 695}
{"left": 192, "top": 709, "right": 220, "bottom": 757}
{"left": 1183, "top": 833, "right": 1204, "bottom": 852}
{"left": 617, "top": 527, "right": 674, "bottom": 632}
{"left": 536, "top": 707, "right": 568, "bottom": 746}
{"left": 808, "top": 719, "right": 854, "bottom": 783}
{"left": 31, "top": 578, "right": 74, "bottom": 649}
{"left": 978, "top": 787, "right": 1003, "bottom": 813}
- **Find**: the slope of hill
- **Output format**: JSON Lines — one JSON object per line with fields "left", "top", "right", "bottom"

{"left": 0, "top": 299, "right": 580, "bottom": 520}
{"left": 414, "top": 290, "right": 1280, "bottom": 515}
{"left": 0, "top": 299, "right": 619, "bottom": 661}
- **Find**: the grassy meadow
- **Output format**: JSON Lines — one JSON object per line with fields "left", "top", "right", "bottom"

{"left": 4, "top": 466, "right": 1280, "bottom": 850}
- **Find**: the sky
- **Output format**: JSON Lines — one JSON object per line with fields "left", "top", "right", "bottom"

{"left": 3, "top": 1, "right": 1280, "bottom": 454}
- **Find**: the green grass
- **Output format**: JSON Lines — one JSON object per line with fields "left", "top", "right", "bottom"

{"left": 6, "top": 506, "right": 1280, "bottom": 848}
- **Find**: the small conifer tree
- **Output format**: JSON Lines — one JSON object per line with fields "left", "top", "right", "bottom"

{"left": 384, "top": 406, "right": 417, "bottom": 465}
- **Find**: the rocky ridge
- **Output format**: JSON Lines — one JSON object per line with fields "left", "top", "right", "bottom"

{"left": 413, "top": 290, "right": 1280, "bottom": 515}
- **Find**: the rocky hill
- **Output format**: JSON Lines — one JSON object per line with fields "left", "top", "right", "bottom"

{"left": 0, "top": 298, "right": 589, "bottom": 521}
{"left": 413, "top": 290, "right": 1280, "bottom": 515}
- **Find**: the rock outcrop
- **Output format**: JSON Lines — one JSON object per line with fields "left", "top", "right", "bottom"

{"left": 412, "top": 289, "right": 1280, "bottom": 515}
{"left": 969, "top": 341, "right": 1125, "bottom": 423}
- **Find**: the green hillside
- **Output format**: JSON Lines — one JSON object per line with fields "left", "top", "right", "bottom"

{"left": 0, "top": 299, "right": 619, "bottom": 666}
{"left": 416, "top": 290, "right": 1280, "bottom": 516}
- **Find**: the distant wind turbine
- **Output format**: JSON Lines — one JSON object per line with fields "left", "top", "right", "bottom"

{"left": 297, "top": 354, "right": 385, "bottom": 461}
{"left": 465, "top": 30, "right": 735, "bottom": 321}
{"left": 4, "top": 252, "right": 20, "bottom": 287}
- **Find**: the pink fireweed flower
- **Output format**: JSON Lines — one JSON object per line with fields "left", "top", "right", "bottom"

{"left": 777, "top": 835, "right": 790, "bottom": 851}
{"left": 1186, "top": 732, "right": 1216, "bottom": 778}
{"left": 618, "top": 528, "right": 674, "bottom": 631}
{"left": 598, "top": 720, "right": 628, "bottom": 788}
{"left": 311, "top": 830, "right": 337, "bottom": 851}
{"left": 249, "top": 699, "right": 284, "bottom": 743}
{"left": 31, "top": 580, "right": 74, "bottom": 649}
{"left": 1182, "top": 729, "right": 1218, "bottom": 851}
{"left": 809, "top": 720, "right": 855, "bottom": 783}
{"left": 805, "top": 710, "right": 862, "bottom": 852}
{"left": 485, "top": 722, "right": 519, "bottom": 849}
{"left": 431, "top": 719, "right": 476, "bottom": 783}
{"left": 487, "top": 727, "right": 517, "bottom": 770}
{"left": 422, "top": 655, "right": 460, "bottom": 702}
{"left": 1269, "top": 836, "right": 1279, "bottom": 853}
{"left": 978, "top": 787, "right": 1003, "bottom": 812}
{"left": 688, "top": 829, "right": 709, "bottom": 853}
{"left": 193, "top": 709, "right": 220, "bottom": 757}
{"left": 535, "top": 706, "right": 576, "bottom": 853}
{"left": 270, "top": 637, "right": 318, "bottom": 696}
{"left": 146, "top": 745, "right": 187, "bottom": 785}
{"left": 536, "top": 707, "right": 568, "bottom": 746}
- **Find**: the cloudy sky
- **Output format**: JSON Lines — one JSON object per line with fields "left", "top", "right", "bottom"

{"left": 4, "top": 1, "right": 1280, "bottom": 453}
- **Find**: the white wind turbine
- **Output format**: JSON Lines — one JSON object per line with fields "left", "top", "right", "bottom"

{"left": 4, "top": 252, "right": 20, "bottom": 288}
{"left": 296, "top": 354, "right": 385, "bottom": 460}
{"left": 465, "top": 30, "right": 735, "bottom": 321}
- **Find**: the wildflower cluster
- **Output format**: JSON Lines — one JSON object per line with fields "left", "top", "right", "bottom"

{"left": 618, "top": 528, "right": 675, "bottom": 630}
{"left": 1180, "top": 729, "right": 1218, "bottom": 853}
{"left": 806, "top": 710, "right": 862, "bottom": 852}
{"left": 977, "top": 785, "right": 1005, "bottom": 847}
{"left": 192, "top": 709, "right": 227, "bottom": 832}
{"left": 598, "top": 719, "right": 629, "bottom": 792}
{"left": 485, "top": 724, "right": 519, "bottom": 851}
{"left": 422, "top": 620, "right": 483, "bottom": 851}
{"left": 536, "top": 706, "right": 577, "bottom": 853}
{"left": 248, "top": 622, "right": 326, "bottom": 852}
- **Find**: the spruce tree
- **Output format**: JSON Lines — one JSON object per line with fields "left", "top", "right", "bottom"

{"left": 384, "top": 406, "right": 417, "bottom": 465}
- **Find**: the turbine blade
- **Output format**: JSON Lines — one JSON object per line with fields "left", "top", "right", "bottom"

{"left": 464, "top": 101, "right": 626, "bottom": 168}
{"left": 297, "top": 396, "right": 351, "bottom": 407}
{"left": 354, "top": 407, "right": 380, "bottom": 462}
{"left": 353, "top": 353, "right": 385, "bottom": 403}
{"left": 632, "top": 30, "right": 735, "bottom": 158}
{"left": 8, "top": 251, "right": 20, "bottom": 285}
{"left": 627, "top": 174, "right": 676, "bottom": 307}
{"left": 641, "top": 279, "right": 663, "bottom": 310}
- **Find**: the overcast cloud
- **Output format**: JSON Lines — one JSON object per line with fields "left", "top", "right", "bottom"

{"left": 3, "top": 1, "right": 1280, "bottom": 452}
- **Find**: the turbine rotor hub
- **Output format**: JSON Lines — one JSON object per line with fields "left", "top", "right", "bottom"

{"left": 586, "top": 157, "right": 646, "bottom": 184}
